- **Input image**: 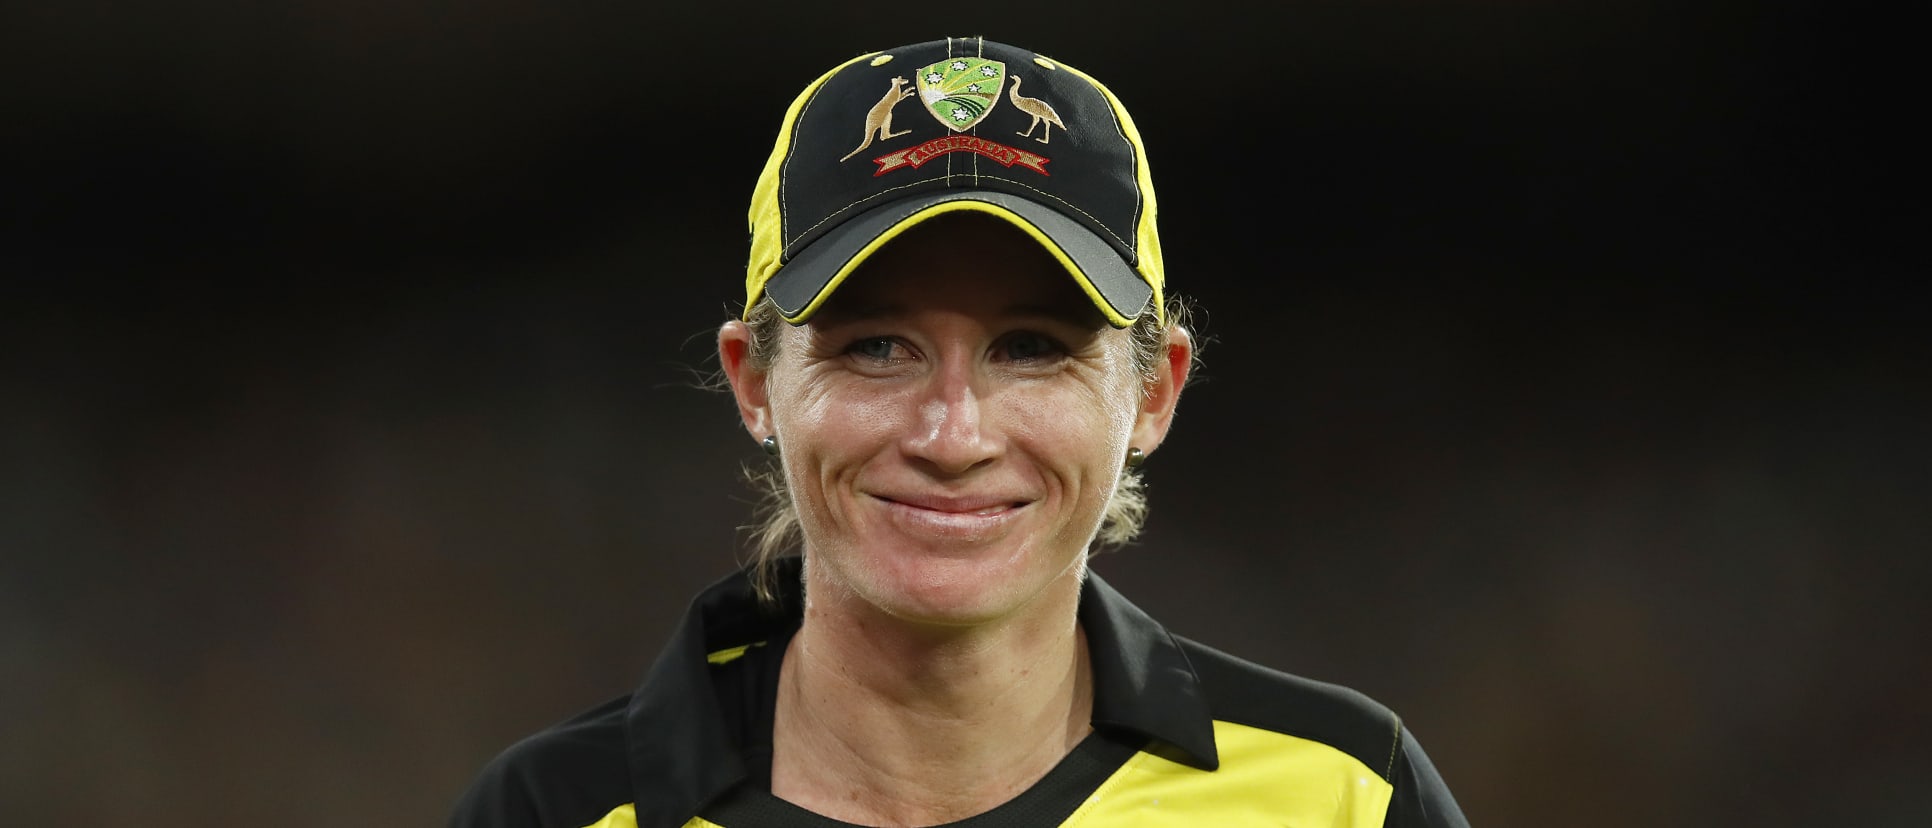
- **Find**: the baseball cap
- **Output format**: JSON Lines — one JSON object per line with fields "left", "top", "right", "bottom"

{"left": 744, "top": 37, "right": 1165, "bottom": 328}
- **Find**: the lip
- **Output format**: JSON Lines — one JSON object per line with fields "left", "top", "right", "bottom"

{"left": 869, "top": 492, "right": 1032, "bottom": 537}
{"left": 875, "top": 491, "right": 1028, "bottom": 514}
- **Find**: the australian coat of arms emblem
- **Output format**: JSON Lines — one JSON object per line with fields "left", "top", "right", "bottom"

{"left": 836, "top": 54, "right": 1059, "bottom": 176}
{"left": 915, "top": 58, "right": 1005, "bottom": 131}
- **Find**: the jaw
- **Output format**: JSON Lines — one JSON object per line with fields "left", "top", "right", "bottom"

{"left": 804, "top": 505, "right": 1087, "bottom": 631}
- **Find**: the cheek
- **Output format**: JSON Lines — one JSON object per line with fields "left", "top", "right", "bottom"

{"left": 779, "top": 381, "right": 900, "bottom": 441}
{"left": 769, "top": 367, "right": 910, "bottom": 488}
{"left": 1088, "top": 350, "right": 1148, "bottom": 445}
{"left": 995, "top": 373, "right": 1139, "bottom": 473}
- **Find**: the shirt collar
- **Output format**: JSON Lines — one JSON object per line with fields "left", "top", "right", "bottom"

{"left": 624, "top": 559, "right": 1217, "bottom": 828}
{"left": 1077, "top": 571, "right": 1220, "bottom": 770}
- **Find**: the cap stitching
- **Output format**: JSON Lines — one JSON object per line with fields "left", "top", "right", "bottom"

{"left": 976, "top": 37, "right": 983, "bottom": 185}
{"left": 946, "top": 37, "right": 956, "bottom": 186}
{"left": 970, "top": 173, "right": 1134, "bottom": 250}
{"left": 780, "top": 74, "right": 846, "bottom": 247}
{"left": 972, "top": 36, "right": 986, "bottom": 187}
{"left": 787, "top": 177, "right": 952, "bottom": 250}
{"left": 1088, "top": 81, "right": 1143, "bottom": 254}
{"left": 785, "top": 42, "right": 1135, "bottom": 261}
{"left": 964, "top": 55, "right": 974, "bottom": 186}
{"left": 785, "top": 170, "right": 1135, "bottom": 261}
{"left": 1066, "top": 61, "right": 1145, "bottom": 257}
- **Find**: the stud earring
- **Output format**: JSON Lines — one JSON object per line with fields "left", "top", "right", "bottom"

{"left": 1125, "top": 447, "right": 1145, "bottom": 469}
{"left": 761, "top": 435, "right": 779, "bottom": 456}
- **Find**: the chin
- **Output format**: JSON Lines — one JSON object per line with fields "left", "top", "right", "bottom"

{"left": 830, "top": 537, "right": 1084, "bottom": 629}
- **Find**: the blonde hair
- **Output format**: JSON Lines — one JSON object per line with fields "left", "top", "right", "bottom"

{"left": 735, "top": 296, "right": 1196, "bottom": 603}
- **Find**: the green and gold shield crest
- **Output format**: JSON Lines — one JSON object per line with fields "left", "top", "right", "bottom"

{"left": 915, "top": 58, "right": 1005, "bottom": 132}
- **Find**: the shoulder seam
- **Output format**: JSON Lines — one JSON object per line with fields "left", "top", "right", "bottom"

{"left": 1175, "top": 636, "right": 1405, "bottom": 783}
{"left": 1384, "top": 713, "right": 1403, "bottom": 780}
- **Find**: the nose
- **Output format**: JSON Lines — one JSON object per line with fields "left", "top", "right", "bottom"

{"left": 902, "top": 360, "right": 1001, "bottom": 475}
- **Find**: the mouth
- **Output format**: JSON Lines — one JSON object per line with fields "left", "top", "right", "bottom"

{"left": 869, "top": 492, "right": 1031, "bottom": 536}
{"left": 874, "top": 493, "right": 1027, "bottom": 515}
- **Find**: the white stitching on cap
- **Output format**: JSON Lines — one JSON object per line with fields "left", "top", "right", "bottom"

{"left": 970, "top": 174, "right": 1134, "bottom": 250}
{"left": 1088, "top": 80, "right": 1143, "bottom": 255}
{"left": 968, "top": 55, "right": 978, "bottom": 187}
{"left": 780, "top": 79, "right": 841, "bottom": 246}
{"left": 969, "top": 37, "right": 983, "bottom": 186}
{"left": 787, "top": 177, "right": 947, "bottom": 250}
{"left": 945, "top": 38, "right": 955, "bottom": 187}
{"left": 789, "top": 172, "right": 1134, "bottom": 255}
{"left": 1048, "top": 58, "right": 1145, "bottom": 256}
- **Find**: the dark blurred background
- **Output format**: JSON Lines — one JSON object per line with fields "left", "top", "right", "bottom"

{"left": 3, "top": 2, "right": 1925, "bottom": 825}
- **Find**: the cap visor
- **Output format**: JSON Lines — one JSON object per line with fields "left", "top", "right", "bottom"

{"left": 762, "top": 191, "right": 1153, "bottom": 328}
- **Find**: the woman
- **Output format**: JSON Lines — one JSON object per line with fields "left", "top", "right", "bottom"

{"left": 453, "top": 37, "right": 1467, "bottom": 828}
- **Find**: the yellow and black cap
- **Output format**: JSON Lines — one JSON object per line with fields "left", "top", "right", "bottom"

{"left": 745, "top": 37, "right": 1165, "bottom": 328}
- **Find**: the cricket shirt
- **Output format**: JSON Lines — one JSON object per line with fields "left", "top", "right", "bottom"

{"left": 450, "top": 560, "right": 1468, "bottom": 827}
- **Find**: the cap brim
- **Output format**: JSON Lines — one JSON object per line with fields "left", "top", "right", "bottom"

{"left": 761, "top": 191, "right": 1153, "bottom": 328}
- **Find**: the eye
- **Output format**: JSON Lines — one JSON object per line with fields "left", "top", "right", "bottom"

{"left": 846, "top": 336, "right": 902, "bottom": 362}
{"left": 999, "top": 331, "right": 1065, "bottom": 362}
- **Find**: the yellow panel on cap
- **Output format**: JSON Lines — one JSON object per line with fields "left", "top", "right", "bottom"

{"left": 1042, "top": 58, "right": 1165, "bottom": 325}
{"left": 745, "top": 51, "right": 882, "bottom": 317}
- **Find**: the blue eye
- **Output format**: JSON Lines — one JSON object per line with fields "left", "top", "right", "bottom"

{"left": 849, "top": 337, "right": 898, "bottom": 361}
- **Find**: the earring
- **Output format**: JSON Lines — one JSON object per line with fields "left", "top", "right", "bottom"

{"left": 761, "top": 435, "right": 779, "bottom": 456}
{"left": 1124, "top": 447, "right": 1145, "bottom": 469}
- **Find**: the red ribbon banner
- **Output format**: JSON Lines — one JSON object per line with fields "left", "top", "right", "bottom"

{"left": 871, "top": 136, "right": 1051, "bottom": 177}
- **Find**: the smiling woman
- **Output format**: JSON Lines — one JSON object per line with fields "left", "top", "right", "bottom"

{"left": 450, "top": 37, "right": 1468, "bottom": 828}
{"left": 722, "top": 212, "right": 1186, "bottom": 631}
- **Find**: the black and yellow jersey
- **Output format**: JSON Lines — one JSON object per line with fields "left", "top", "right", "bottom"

{"left": 450, "top": 561, "right": 1468, "bottom": 827}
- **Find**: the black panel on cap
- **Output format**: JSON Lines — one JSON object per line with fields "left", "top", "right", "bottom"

{"left": 764, "top": 190, "right": 1152, "bottom": 326}
{"left": 779, "top": 38, "right": 1143, "bottom": 273}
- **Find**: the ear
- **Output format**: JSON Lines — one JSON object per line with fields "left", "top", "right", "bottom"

{"left": 1128, "top": 324, "right": 1193, "bottom": 457}
{"left": 718, "top": 320, "right": 774, "bottom": 442}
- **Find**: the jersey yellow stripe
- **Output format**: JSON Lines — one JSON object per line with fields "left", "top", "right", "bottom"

{"left": 1062, "top": 720, "right": 1394, "bottom": 826}
{"left": 574, "top": 803, "right": 722, "bottom": 828}
{"left": 704, "top": 641, "right": 766, "bottom": 666}
{"left": 578, "top": 803, "right": 634, "bottom": 828}
{"left": 590, "top": 721, "right": 1390, "bottom": 827}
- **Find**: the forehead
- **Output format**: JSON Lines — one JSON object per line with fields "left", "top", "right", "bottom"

{"left": 810, "top": 212, "right": 1108, "bottom": 326}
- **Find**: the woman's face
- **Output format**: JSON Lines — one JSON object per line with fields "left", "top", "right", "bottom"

{"left": 722, "top": 214, "right": 1187, "bottom": 628}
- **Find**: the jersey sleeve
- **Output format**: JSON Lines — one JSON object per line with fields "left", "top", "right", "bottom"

{"left": 447, "top": 746, "right": 549, "bottom": 828}
{"left": 446, "top": 695, "right": 636, "bottom": 828}
{"left": 1383, "top": 726, "right": 1470, "bottom": 828}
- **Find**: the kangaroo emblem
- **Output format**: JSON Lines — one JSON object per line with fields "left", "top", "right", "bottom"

{"left": 1008, "top": 76, "right": 1068, "bottom": 144}
{"left": 840, "top": 77, "right": 916, "bottom": 162}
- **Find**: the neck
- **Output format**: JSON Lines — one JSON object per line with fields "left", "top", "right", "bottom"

{"left": 770, "top": 568, "right": 1094, "bottom": 827}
